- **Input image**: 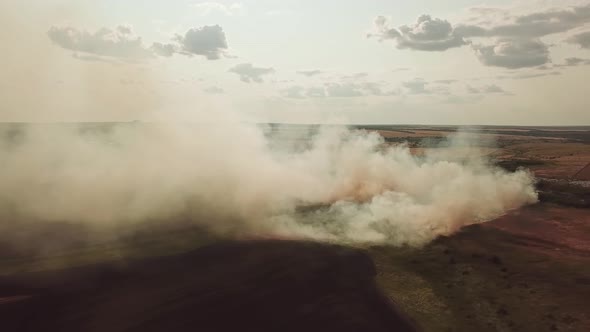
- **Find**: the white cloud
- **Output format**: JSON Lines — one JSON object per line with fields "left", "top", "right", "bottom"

{"left": 229, "top": 63, "right": 275, "bottom": 83}
{"left": 48, "top": 24, "right": 230, "bottom": 61}
{"left": 473, "top": 38, "right": 550, "bottom": 69}
{"left": 47, "top": 25, "right": 153, "bottom": 60}
{"left": 282, "top": 81, "right": 397, "bottom": 99}
{"left": 370, "top": 3, "right": 590, "bottom": 69}
{"left": 175, "top": 25, "right": 229, "bottom": 60}
{"left": 457, "top": 4, "right": 590, "bottom": 39}
{"left": 370, "top": 15, "right": 468, "bottom": 51}
{"left": 402, "top": 78, "right": 430, "bottom": 94}
{"left": 192, "top": 2, "right": 245, "bottom": 16}
{"left": 467, "top": 84, "right": 510, "bottom": 94}
{"left": 296, "top": 70, "right": 324, "bottom": 77}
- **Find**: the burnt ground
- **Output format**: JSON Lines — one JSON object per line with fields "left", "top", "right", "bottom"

{"left": 370, "top": 203, "right": 590, "bottom": 332}
{"left": 1, "top": 203, "right": 588, "bottom": 332}
{"left": 0, "top": 240, "right": 418, "bottom": 332}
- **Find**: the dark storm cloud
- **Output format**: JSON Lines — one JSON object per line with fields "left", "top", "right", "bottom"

{"left": 370, "top": 15, "right": 468, "bottom": 51}
{"left": 229, "top": 63, "right": 275, "bottom": 83}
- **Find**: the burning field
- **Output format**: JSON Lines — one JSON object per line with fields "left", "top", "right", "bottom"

{"left": 0, "top": 125, "right": 588, "bottom": 331}
{"left": 1, "top": 1, "right": 589, "bottom": 331}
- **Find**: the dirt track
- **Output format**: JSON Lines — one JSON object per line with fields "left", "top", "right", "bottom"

{"left": 0, "top": 240, "right": 418, "bottom": 332}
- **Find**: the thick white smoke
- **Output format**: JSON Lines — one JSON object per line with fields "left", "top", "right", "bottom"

{"left": 0, "top": 123, "right": 537, "bottom": 246}
{"left": 0, "top": 1, "right": 538, "bottom": 248}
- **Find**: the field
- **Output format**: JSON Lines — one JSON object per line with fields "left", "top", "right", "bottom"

{"left": 1, "top": 125, "right": 589, "bottom": 331}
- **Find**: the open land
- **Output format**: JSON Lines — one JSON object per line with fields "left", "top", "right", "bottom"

{"left": 0, "top": 125, "right": 589, "bottom": 331}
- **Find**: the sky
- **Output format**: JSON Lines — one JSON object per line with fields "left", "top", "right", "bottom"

{"left": 1, "top": 0, "right": 590, "bottom": 125}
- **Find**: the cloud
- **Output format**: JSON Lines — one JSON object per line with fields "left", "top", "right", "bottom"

{"left": 473, "top": 38, "right": 550, "bottom": 68}
{"left": 326, "top": 82, "right": 398, "bottom": 97}
{"left": 307, "top": 87, "right": 328, "bottom": 98}
{"left": 482, "top": 84, "right": 506, "bottom": 93}
{"left": 174, "top": 25, "right": 229, "bottom": 60}
{"left": 505, "top": 71, "right": 562, "bottom": 79}
{"left": 192, "top": 2, "right": 245, "bottom": 16}
{"left": 47, "top": 25, "right": 153, "bottom": 60}
{"left": 326, "top": 83, "right": 365, "bottom": 97}
{"left": 563, "top": 57, "right": 590, "bottom": 66}
{"left": 567, "top": 30, "right": 590, "bottom": 48}
{"left": 467, "top": 85, "right": 481, "bottom": 94}
{"left": 341, "top": 72, "right": 369, "bottom": 80}
{"left": 204, "top": 86, "right": 224, "bottom": 94}
{"left": 370, "top": 15, "right": 468, "bottom": 51}
{"left": 370, "top": 4, "right": 590, "bottom": 69}
{"left": 467, "top": 84, "right": 510, "bottom": 94}
{"left": 49, "top": 24, "right": 230, "bottom": 61}
{"left": 402, "top": 78, "right": 430, "bottom": 94}
{"left": 151, "top": 42, "right": 176, "bottom": 57}
{"left": 457, "top": 4, "right": 590, "bottom": 39}
{"left": 434, "top": 79, "right": 458, "bottom": 84}
{"left": 281, "top": 86, "right": 306, "bottom": 99}
{"left": 280, "top": 86, "right": 327, "bottom": 99}
{"left": 296, "top": 70, "right": 323, "bottom": 77}
{"left": 392, "top": 67, "right": 411, "bottom": 72}
{"left": 281, "top": 82, "right": 397, "bottom": 99}
{"left": 229, "top": 63, "right": 275, "bottom": 83}
{"left": 71, "top": 53, "right": 120, "bottom": 64}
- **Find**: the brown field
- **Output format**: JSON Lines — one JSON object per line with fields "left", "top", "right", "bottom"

{"left": 0, "top": 125, "right": 589, "bottom": 332}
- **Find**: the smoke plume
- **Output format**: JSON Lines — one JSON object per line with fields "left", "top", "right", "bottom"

{"left": 0, "top": 2, "right": 538, "bottom": 249}
{"left": 0, "top": 123, "right": 537, "bottom": 247}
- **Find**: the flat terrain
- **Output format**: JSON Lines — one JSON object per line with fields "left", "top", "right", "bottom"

{"left": 371, "top": 204, "right": 590, "bottom": 332}
{"left": 0, "top": 125, "right": 589, "bottom": 331}
{"left": 0, "top": 240, "right": 417, "bottom": 332}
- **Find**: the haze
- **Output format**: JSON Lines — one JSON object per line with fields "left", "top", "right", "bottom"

{"left": 1, "top": 0, "right": 590, "bottom": 125}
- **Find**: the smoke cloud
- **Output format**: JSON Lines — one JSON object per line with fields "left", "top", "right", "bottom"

{"left": 0, "top": 123, "right": 538, "bottom": 247}
{"left": 0, "top": 1, "right": 538, "bottom": 250}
